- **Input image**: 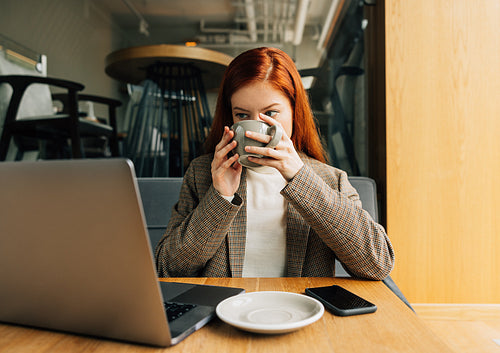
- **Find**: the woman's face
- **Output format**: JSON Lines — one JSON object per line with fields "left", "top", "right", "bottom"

{"left": 230, "top": 81, "right": 293, "bottom": 137}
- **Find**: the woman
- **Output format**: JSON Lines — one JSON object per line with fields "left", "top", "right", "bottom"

{"left": 155, "top": 47, "right": 394, "bottom": 280}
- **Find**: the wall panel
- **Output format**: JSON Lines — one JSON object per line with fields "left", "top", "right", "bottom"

{"left": 385, "top": 0, "right": 500, "bottom": 303}
{"left": 0, "top": 0, "right": 124, "bottom": 100}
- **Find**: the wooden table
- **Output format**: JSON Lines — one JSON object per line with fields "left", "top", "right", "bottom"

{"left": 105, "top": 44, "right": 233, "bottom": 90}
{"left": 0, "top": 277, "right": 452, "bottom": 352}
{"left": 104, "top": 45, "right": 233, "bottom": 177}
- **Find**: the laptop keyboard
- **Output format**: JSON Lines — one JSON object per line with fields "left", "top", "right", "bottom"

{"left": 164, "top": 302, "right": 197, "bottom": 322}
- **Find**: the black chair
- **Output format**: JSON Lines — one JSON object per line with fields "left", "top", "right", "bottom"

{"left": 0, "top": 75, "right": 120, "bottom": 160}
{"left": 137, "top": 175, "right": 413, "bottom": 311}
{"left": 52, "top": 93, "right": 122, "bottom": 157}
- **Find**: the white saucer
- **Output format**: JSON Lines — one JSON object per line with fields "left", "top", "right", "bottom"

{"left": 216, "top": 291, "right": 324, "bottom": 334}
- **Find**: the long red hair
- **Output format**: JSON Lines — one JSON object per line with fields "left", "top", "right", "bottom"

{"left": 204, "top": 47, "right": 327, "bottom": 163}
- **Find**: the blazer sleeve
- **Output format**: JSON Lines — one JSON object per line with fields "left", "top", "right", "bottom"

{"left": 154, "top": 158, "right": 242, "bottom": 277}
{"left": 282, "top": 164, "right": 395, "bottom": 280}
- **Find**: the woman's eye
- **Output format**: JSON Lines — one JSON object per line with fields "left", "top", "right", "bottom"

{"left": 264, "top": 110, "right": 278, "bottom": 118}
{"left": 235, "top": 113, "right": 249, "bottom": 120}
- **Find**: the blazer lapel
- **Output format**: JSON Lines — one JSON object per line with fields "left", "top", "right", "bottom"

{"left": 286, "top": 202, "right": 310, "bottom": 276}
{"left": 227, "top": 169, "right": 247, "bottom": 277}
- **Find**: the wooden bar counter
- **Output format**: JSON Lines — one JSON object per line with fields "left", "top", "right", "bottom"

{"left": 0, "top": 277, "right": 452, "bottom": 352}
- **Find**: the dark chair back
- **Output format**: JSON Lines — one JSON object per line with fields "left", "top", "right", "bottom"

{"left": 137, "top": 177, "right": 183, "bottom": 250}
{"left": 347, "top": 176, "right": 414, "bottom": 311}
{"left": 334, "top": 177, "right": 379, "bottom": 276}
{"left": 348, "top": 176, "right": 379, "bottom": 221}
{"left": 52, "top": 93, "right": 122, "bottom": 157}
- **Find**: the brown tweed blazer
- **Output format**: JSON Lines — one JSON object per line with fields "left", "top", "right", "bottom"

{"left": 155, "top": 153, "right": 394, "bottom": 280}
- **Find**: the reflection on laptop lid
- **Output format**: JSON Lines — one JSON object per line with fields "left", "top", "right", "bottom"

{"left": 0, "top": 159, "right": 244, "bottom": 347}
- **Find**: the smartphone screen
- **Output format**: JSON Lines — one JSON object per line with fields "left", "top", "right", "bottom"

{"left": 305, "top": 285, "right": 377, "bottom": 316}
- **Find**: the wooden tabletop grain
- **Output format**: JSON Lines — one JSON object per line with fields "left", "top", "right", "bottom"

{"left": 0, "top": 277, "right": 452, "bottom": 352}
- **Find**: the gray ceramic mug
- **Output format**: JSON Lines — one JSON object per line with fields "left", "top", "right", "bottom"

{"left": 231, "top": 120, "right": 283, "bottom": 168}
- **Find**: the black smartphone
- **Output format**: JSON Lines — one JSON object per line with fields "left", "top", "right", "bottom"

{"left": 305, "top": 285, "right": 377, "bottom": 316}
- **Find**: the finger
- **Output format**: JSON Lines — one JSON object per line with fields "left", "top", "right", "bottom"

{"left": 259, "top": 113, "right": 289, "bottom": 141}
{"left": 223, "top": 153, "right": 240, "bottom": 169}
{"left": 220, "top": 140, "right": 237, "bottom": 158}
{"left": 245, "top": 130, "right": 272, "bottom": 144}
{"left": 232, "top": 162, "right": 243, "bottom": 173}
{"left": 214, "top": 141, "right": 237, "bottom": 170}
{"left": 245, "top": 145, "right": 280, "bottom": 158}
{"left": 259, "top": 113, "right": 278, "bottom": 125}
{"left": 246, "top": 156, "right": 267, "bottom": 167}
{"left": 215, "top": 126, "right": 233, "bottom": 152}
{"left": 214, "top": 130, "right": 236, "bottom": 160}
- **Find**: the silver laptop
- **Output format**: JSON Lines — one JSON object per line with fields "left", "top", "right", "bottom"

{"left": 0, "top": 159, "right": 244, "bottom": 347}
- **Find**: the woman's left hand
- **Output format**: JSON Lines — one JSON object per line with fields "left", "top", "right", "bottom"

{"left": 245, "top": 113, "right": 304, "bottom": 181}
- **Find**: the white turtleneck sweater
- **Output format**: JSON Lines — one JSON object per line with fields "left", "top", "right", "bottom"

{"left": 241, "top": 166, "right": 287, "bottom": 277}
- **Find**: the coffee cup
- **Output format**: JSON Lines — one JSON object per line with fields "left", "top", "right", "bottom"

{"left": 231, "top": 120, "right": 283, "bottom": 168}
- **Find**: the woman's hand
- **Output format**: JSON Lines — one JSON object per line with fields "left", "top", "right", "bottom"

{"left": 245, "top": 113, "right": 304, "bottom": 181}
{"left": 211, "top": 126, "right": 243, "bottom": 196}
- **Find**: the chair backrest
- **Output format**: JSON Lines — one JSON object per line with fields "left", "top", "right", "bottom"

{"left": 137, "top": 177, "right": 183, "bottom": 249}
{"left": 137, "top": 176, "right": 379, "bottom": 263}
{"left": 0, "top": 44, "right": 52, "bottom": 160}
{"left": 345, "top": 177, "right": 414, "bottom": 311}
{"left": 347, "top": 176, "right": 378, "bottom": 222}
{"left": 52, "top": 93, "right": 122, "bottom": 157}
{"left": 334, "top": 176, "right": 379, "bottom": 276}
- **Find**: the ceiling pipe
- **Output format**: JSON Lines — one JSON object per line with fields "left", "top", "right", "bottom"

{"left": 292, "top": 0, "right": 310, "bottom": 46}
{"left": 316, "top": 0, "right": 340, "bottom": 51}
{"left": 200, "top": 19, "right": 262, "bottom": 36}
{"left": 199, "top": 0, "right": 307, "bottom": 46}
{"left": 244, "top": 0, "right": 258, "bottom": 42}
{"left": 121, "top": 0, "right": 149, "bottom": 36}
{"left": 272, "top": 2, "right": 280, "bottom": 42}
{"left": 263, "top": 0, "right": 269, "bottom": 42}
{"left": 279, "top": 0, "right": 288, "bottom": 42}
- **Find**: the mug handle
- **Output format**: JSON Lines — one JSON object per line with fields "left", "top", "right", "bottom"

{"left": 266, "top": 125, "right": 283, "bottom": 148}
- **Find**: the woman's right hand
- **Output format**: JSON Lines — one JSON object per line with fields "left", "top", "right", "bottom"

{"left": 211, "top": 126, "right": 243, "bottom": 197}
